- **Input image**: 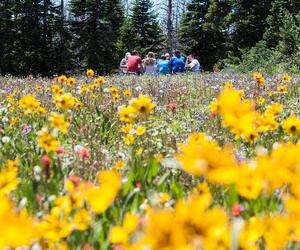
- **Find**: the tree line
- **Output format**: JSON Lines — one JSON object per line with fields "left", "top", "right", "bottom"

{"left": 1, "top": 0, "right": 300, "bottom": 76}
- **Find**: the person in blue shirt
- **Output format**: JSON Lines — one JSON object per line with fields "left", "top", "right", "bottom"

{"left": 157, "top": 55, "right": 170, "bottom": 75}
{"left": 170, "top": 50, "right": 186, "bottom": 74}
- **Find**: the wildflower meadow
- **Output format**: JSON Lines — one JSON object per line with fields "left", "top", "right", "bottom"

{"left": 0, "top": 71, "right": 299, "bottom": 249}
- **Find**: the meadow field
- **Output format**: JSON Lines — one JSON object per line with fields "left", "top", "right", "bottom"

{"left": 0, "top": 71, "right": 300, "bottom": 250}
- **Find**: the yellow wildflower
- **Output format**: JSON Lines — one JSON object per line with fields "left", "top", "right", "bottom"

{"left": 283, "top": 73, "right": 292, "bottom": 83}
{"left": 36, "top": 106, "right": 46, "bottom": 116}
{"left": 118, "top": 105, "right": 136, "bottom": 123}
{"left": 0, "top": 160, "right": 19, "bottom": 195}
{"left": 37, "top": 128, "right": 60, "bottom": 152}
{"left": 18, "top": 95, "right": 40, "bottom": 114}
{"left": 0, "top": 196, "right": 36, "bottom": 249}
{"left": 94, "top": 76, "right": 105, "bottom": 85}
{"left": 123, "top": 90, "right": 132, "bottom": 97}
{"left": 113, "top": 94, "right": 120, "bottom": 103}
{"left": 277, "top": 85, "right": 287, "bottom": 93}
{"left": 49, "top": 112, "right": 69, "bottom": 134}
{"left": 109, "top": 226, "right": 128, "bottom": 244}
{"left": 114, "top": 160, "right": 124, "bottom": 171}
{"left": 282, "top": 115, "right": 300, "bottom": 136}
{"left": 136, "top": 126, "right": 146, "bottom": 136}
{"left": 80, "top": 85, "right": 88, "bottom": 94}
{"left": 86, "top": 170, "right": 121, "bottom": 214}
{"left": 86, "top": 69, "right": 94, "bottom": 78}
{"left": 58, "top": 75, "right": 67, "bottom": 84}
{"left": 109, "top": 87, "right": 118, "bottom": 95}
{"left": 124, "top": 134, "right": 135, "bottom": 145}
{"left": 121, "top": 124, "right": 133, "bottom": 134}
{"left": 67, "top": 77, "right": 76, "bottom": 87}
{"left": 55, "top": 93, "right": 75, "bottom": 110}
{"left": 253, "top": 72, "right": 265, "bottom": 87}
{"left": 129, "top": 95, "right": 155, "bottom": 116}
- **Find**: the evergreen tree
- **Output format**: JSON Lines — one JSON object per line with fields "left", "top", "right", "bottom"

{"left": 0, "top": 0, "right": 16, "bottom": 75}
{"left": 5, "top": 0, "right": 65, "bottom": 76}
{"left": 53, "top": 0, "right": 73, "bottom": 74}
{"left": 118, "top": 18, "right": 140, "bottom": 55}
{"left": 69, "top": 0, "right": 124, "bottom": 73}
{"left": 226, "top": 0, "right": 273, "bottom": 57}
{"left": 203, "top": 0, "right": 231, "bottom": 69}
{"left": 178, "top": 0, "right": 212, "bottom": 69}
{"left": 124, "top": 0, "right": 164, "bottom": 56}
{"left": 264, "top": 0, "right": 300, "bottom": 48}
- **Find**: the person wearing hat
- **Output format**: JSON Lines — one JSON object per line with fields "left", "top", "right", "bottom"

{"left": 169, "top": 49, "right": 186, "bottom": 74}
{"left": 120, "top": 52, "right": 131, "bottom": 74}
{"left": 165, "top": 53, "right": 170, "bottom": 61}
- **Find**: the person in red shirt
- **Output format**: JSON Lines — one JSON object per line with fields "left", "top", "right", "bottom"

{"left": 127, "top": 50, "right": 143, "bottom": 75}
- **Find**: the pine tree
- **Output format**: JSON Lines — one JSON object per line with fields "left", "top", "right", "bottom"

{"left": 0, "top": 0, "right": 16, "bottom": 74}
{"left": 226, "top": 0, "right": 273, "bottom": 57}
{"left": 69, "top": 0, "right": 124, "bottom": 73}
{"left": 126, "top": 0, "right": 164, "bottom": 56}
{"left": 178, "top": 0, "right": 212, "bottom": 69}
{"left": 118, "top": 18, "right": 140, "bottom": 55}
{"left": 264, "top": 0, "right": 300, "bottom": 48}
{"left": 53, "top": 0, "right": 73, "bottom": 74}
{"left": 9, "top": 0, "right": 64, "bottom": 75}
{"left": 203, "top": 0, "right": 231, "bottom": 68}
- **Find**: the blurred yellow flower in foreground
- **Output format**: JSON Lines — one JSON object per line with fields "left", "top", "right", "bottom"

{"left": 0, "top": 196, "right": 36, "bottom": 249}
{"left": 86, "top": 170, "right": 121, "bottom": 214}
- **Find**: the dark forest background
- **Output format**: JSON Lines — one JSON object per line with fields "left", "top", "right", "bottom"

{"left": 1, "top": 0, "right": 300, "bottom": 76}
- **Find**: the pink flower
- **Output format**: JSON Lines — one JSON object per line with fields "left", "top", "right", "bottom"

{"left": 169, "top": 102, "right": 177, "bottom": 111}
{"left": 114, "top": 245, "right": 124, "bottom": 250}
{"left": 40, "top": 155, "right": 51, "bottom": 179}
{"left": 69, "top": 175, "right": 80, "bottom": 187}
{"left": 40, "top": 155, "right": 51, "bottom": 168}
{"left": 232, "top": 203, "right": 244, "bottom": 217}
{"left": 79, "top": 147, "right": 89, "bottom": 160}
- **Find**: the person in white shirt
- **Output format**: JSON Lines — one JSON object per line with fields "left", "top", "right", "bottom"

{"left": 120, "top": 52, "right": 131, "bottom": 74}
{"left": 186, "top": 54, "right": 201, "bottom": 73}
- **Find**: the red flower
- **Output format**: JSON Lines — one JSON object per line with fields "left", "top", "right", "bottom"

{"left": 69, "top": 175, "right": 80, "bottom": 187}
{"left": 40, "top": 155, "right": 51, "bottom": 179}
{"left": 79, "top": 147, "right": 89, "bottom": 160}
{"left": 135, "top": 181, "right": 142, "bottom": 189}
{"left": 40, "top": 155, "right": 51, "bottom": 168}
{"left": 169, "top": 102, "right": 177, "bottom": 111}
{"left": 232, "top": 203, "right": 243, "bottom": 217}
{"left": 82, "top": 243, "right": 95, "bottom": 250}
{"left": 56, "top": 146, "right": 65, "bottom": 155}
{"left": 114, "top": 245, "right": 124, "bottom": 250}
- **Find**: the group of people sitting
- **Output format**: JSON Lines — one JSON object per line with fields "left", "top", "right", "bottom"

{"left": 120, "top": 50, "right": 201, "bottom": 75}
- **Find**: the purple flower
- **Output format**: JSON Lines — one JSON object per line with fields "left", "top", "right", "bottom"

{"left": 21, "top": 125, "right": 33, "bottom": 135}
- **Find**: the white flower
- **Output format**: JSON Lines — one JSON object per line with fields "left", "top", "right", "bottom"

{"left": 135, "top": 86, "right": 142, "bottom": 92}
{"left": 19, "top": 197, "right": 27, "bottom": 208}
{"left": 1, "top": 136, "right": 10, "bottom": 143}
{"left": 34, "top": 165, "right": 42, "bottom": 174}
{"left": 103, "top": 87, "right": 109, "bottom": 93}
{"left": 2, "top": 117, "right": 9, "bottom": 123}
{"left": 32, "top": 243, "right": 42, "bottom": 250}
{"left": 48, "top": 195, "right": 56, "bottom": 202}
